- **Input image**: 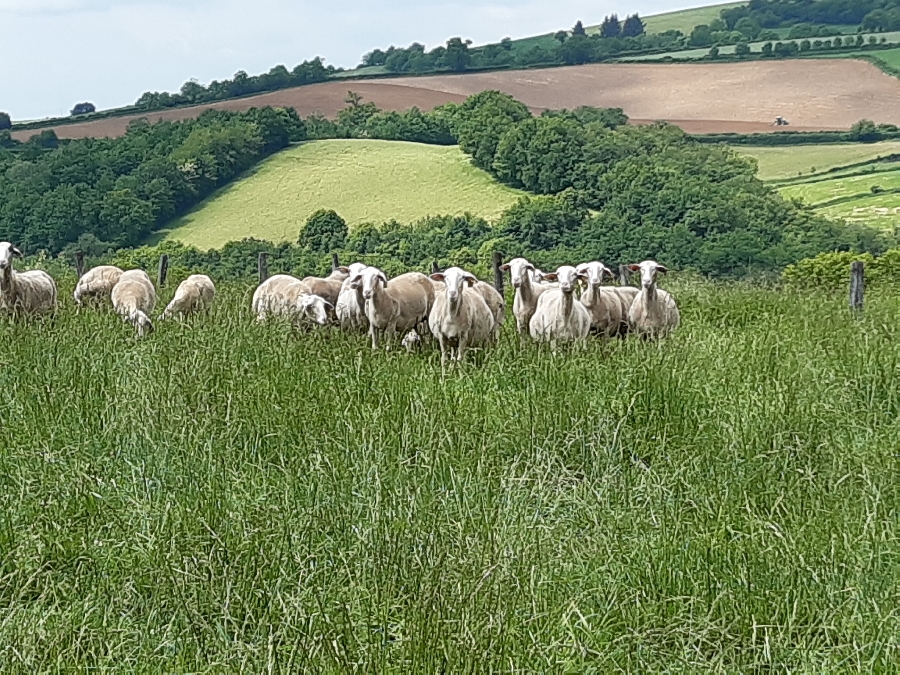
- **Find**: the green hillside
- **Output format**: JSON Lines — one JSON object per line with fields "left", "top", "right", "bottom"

{"left": 735, "top": 142, "right": 900, "bottom": 180}
{"left": 161, "top": 140, "right": 525, "bottom": 250}
{"left": 639, "top": 1, "right": 745, "bottom": 35}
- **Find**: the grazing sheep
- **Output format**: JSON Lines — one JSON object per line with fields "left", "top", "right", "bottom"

{"left": 159, "top": 274, "right": 215, "bottom": 320}
{"left": 335, "top": 263, "right": 369, "bottom": 332}
{"left": 529, "top": 265, "right": 591, "bottom": 348}
{"left": 576, "top": 261, "right": 627, "bottom": 338}
{"left": 300, "top": 266, "right": 351, "bottom": 307}
{"left": 73, "top": 265, "right": 123, "bottom": 308}
{"left": 472, "top": 280, "right": 505, "bottom": 341}
{"left": 0, "top": 242, "right": 58, "bottom": 316}
{"left": 428, "top": 267, "right": 495, "bottom": 364}
{"left": 111, "top": 269, "right": 157, "bottom": 337}
{"left": 354, "top": 266, "right": 434, "bottom": 350}
{"left": 626, "top": 260, "right": 680, "bottom": 338}
{"left": 500, "top": 257, "right": 552, "bottom": 338}
{"left": 252, "top": 274, "right": 334, "bottom": 326}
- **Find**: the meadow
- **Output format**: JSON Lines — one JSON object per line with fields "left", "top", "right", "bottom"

{"left": 735, "top": 142, "right": 900, "bottom": 181}
{"left": 1, "top": 278, "right": 899, "bottom": 670}
{"left": 160, "top": 140, "right": 524, "bottom": 250}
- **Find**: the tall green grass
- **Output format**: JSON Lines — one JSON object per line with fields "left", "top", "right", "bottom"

{"left": 0, "top": 280, "right": 898, "bottom": 670}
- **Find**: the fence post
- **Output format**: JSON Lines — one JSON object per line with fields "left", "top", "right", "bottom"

{"left": 850, "top": 261, "right": 864, "bottom": 313}
{"left": 618, "top": 264, "right": 632, "bottom": 286}
{"left": 157, "top": 254, "right": 169, "bottom": 287}
{"left": 492, "top": 251, "right": 504, "bottom": 296}
{"left": 331, "top": 252, "right": 340, "bottom": 272}
{"left": 75, "top": 251, "right": 85, "bottom": 279}
{"left": 431, "top": 261, "right": 441, "bottom": 275}
{"left": 258, "top": 252, "right": 269, "bottom": 285}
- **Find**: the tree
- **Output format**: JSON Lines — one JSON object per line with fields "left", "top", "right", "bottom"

{"left": 298, "top": 209, "right": 348, "bottom": 253}
{"left": 689, "top": 25, "right": 713, "bottom": 47}
{"left": 553, "top": 30, "right": 568, "bottom": 44}
{"left": 572, "top": 20, "right": 586, "bottom": 36}
{"left": 800, "top": 39, "right": 812, "bottom": 51}
{"left": 558, "top": 34, "right": 594, "bottom": 65}
{"left": 708, "top": 46, "right": 720, "bottom": 59}
{"left": 344, "top": 90, "right": 363, "bottom": 107}
{"left": 709, "top": 18, "right": 727, "bottom": 32}
{"left": 441, "top": 37, "right": 472, "bottom": 71}
{"left": 600, "top": 14, "right": 621, "bottom": 38}
{"left": 621, "top": 14, "right": 645, "bottom": 38}
{"left": 761, "top": 41, "right": 774, "bottom": 56}
{"left": 71, "top": 102, "right": 96, "bottom": 116}
{"left": 735, "top": 41, "right": 751, "bottom": 56}
{"left": 734, "top": 16, "right": 762, "bottom": 39}
{"left": 833, "top": 37, "right": 842, "bottom": 47}
{"left": 0, "top": 112, "right": 10, "bottom": 130}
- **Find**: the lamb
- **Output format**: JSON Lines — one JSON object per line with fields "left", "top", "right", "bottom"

{"left": 500, "top": 257, "right": 552, "bottom": 338}
{"left": 73, "top": 265, "right": 123, "bottom": 308}
{"left": 111, "top": 269, "right": 157, "bottom": 337}
{"left": 159, "top": 274, "right": 215, "bottom": 320}
{"left": 0, "top": 242, "right": 58, "bottom": 315}
{"left": 626, "top": 260, "right": 680, "bottom": 338}
{"left": 575, "top": 261, "right": 628, "bottom": 337}
{"left": 335, "top": 263, "right": 369, "bottom": 331}
{"left": 428, "top": 267, "right": 495, "bottom": 364}
{"left": 353, "top": 266, "right": 435, "bottom": 350}
{"left": 529, "top": 265, "right": 591, "bottom": 347}
{"left": 300, "top": 266, "right": 351, "bottom": 307}
{"left": 252, "top": 274, "right": 334, "bottom": 326}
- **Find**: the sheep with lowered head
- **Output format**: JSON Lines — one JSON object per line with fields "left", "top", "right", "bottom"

{"left": 353, "top": 266, "right": 434, "bottom": 350}
{"left": 159, "top": 274, "right": 216, "bottom": 320}
{"left": 300, "top": 266, "right": 351, "bottom": 307}
{"left": 73, "top": 265, "right": 123, "bottom": 309}
{"left": 428, "top": 267, "right": 495, "bottom": 364}
{"left": 529, "top": 265, "right": 591, "bottom": 348}
{"left": 111, "top": 269, "right": 157, "bottom": 337}
{"left": 500, "top": 257, "right": 552, "bottom": 338}
{"left": 252, "top": 274, "right": 333, "bottom": 326}
{"left": 0, "top": 242, "right": 58, "bottom": 315}
{"left": 626, "top": 260, "right": 680, "bottom": 338}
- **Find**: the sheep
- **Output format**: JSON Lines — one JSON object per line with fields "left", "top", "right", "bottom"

{"left": 428, "top": 267, "right": 495, "bottom": 364}
{"left": 111, "top": 269, "right": 157, "bottom": 337}
{"left": 252, "top": 274, "right": 334, "bottom": 326}
{"left": 0, "top": 242, "right": 58, "bottom": 316}
{"left": 472, "top": 280, "right": 505, "bottom": 341}
{"left": 500, "top": 257, "right": 552, "bottom": 338}
{"left": 529, "top": 265, "right": 591, "bottom": 348}
{"left": 353, "top": 266, "right": 434, "bottom": 350}
{"left": 159, "top": 274, "right": 215, "bottom": 320}
{"left": 575, "top": 261, "right": 628, "bottom": 338}
{"left": 335, "top": 263, "right": 369, "bottom": 332}
{"left": 300, "top": 266, "right": 351, "bottom": 307}
{"left": 626, "top": 260, "right": 680, "bottom": 338}
{"left": 73, "top": 265, "right": 123, "bottom": 309}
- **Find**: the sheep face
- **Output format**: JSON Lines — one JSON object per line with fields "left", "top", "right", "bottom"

{"left": 576, "top": 262, "right": 614, "bottom": 288}
{"left": 627, "top": 260, "right": 668, "bottom": 289}
{"left": 500, "top": 257, "right": 535, "bottom": 289}
{"left": 0, "top": 242, "right": 23, "bottom": 271}
{"left": 345, "top": 263, "right": 368, "bottom": 289}
{"left": 540, "top": 266, "right": 585, "bottom": 295}
{"left": 131, "top": 310, "right": 154, "bottom": 337}
{"left": 297, "top": 294, "right": 333, "bottom": 326}
{"left": 360, "top": 267, "right": 388, "bottom": 301}
{"left": 430, "top": 266, "right": 476, "bottom": 310}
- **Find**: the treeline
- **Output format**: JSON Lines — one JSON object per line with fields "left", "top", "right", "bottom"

{"left": 698, "top": 120, "right": 900, "bottom": 146}
{"left": 721, "top": 0, "right": 897, "bottom": 31}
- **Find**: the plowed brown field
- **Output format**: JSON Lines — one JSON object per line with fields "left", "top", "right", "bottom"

{"left": 13, "top": 59, "right": 900, "bottom": 141}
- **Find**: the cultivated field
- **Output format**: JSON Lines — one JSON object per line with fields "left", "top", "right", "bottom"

{"left": 161, "top": 140, "right": 524, "bottom": 249}
{"left": 2, "top": 278, "right": 899, "bottom": 669}
{"left": 13, "top": 60, "right": 900, "bottom": 141}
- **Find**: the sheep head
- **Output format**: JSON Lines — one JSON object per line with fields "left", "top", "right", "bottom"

{"left": 500, "top": 257, "right": 535, "bottom": 289}
{"left": 0, "top": 242, "right": 23, "bottom": 271}
{"left": 575, "top": 261, "right": 614, "bottom": 288}
{"left": 297, "top": 294, "right": 333, "bottom": 326}
{"left": 360, "top": 267, "right": 388, "bottom": 300}
{"left": 430, "top": 266, "right": 476, "bottom": 310}
{"left": 540, "top": 266, "right": 585, "bottom": 295}
{"left": 627, "top": 260, "right": 668, "bottom": 289}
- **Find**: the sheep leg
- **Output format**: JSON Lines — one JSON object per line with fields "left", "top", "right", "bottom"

{"left": 369, "top": 324, "right": 380, "bottom": 350}
{"left": 456, "top": 337, "right": 469, "bottom": 363}
{"left": 437, "top": 335, "right": 449, "bottom": 365}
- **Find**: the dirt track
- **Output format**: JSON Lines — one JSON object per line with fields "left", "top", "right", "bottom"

{"left": 12, "top": 59, "right": 899, "bottom": 141}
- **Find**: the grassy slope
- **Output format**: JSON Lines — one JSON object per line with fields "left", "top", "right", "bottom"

{"left": 639, "top": 1, "right": 745, "bottom": 34}
{"left": 1, "top": 279, "right": 899, "bottom": 669}
{"left": 162, "top": 140, "right": 525, "bottom": 250}
{"left": 735, "top": 142, "right": 900, "bottom": 180}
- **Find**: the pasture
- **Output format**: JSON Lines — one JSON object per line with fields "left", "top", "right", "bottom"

{"left": 0, "top": 277, "right": 899, "bottom": 669}
{"left": 735, "top": 142, "right": 900, "bottom": 181}
{"left": 160, "top": 140, "right": 524, "bottom": 250}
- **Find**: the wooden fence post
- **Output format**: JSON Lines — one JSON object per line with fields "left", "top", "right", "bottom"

{"left": 75, "top": 251, "right": 85, "bottom": 279}
{"left": 258, "top": 252, "right": 269, "bottom": 285}
{"left": 331, "top": 252, "right": 340, "bottom": 272}
{"left": 618, "top": 264, "right": 632, "bottom": 286}
{"left": 431, "top": 261, "right": 441, "bottom": 275}
{"left": 850, "top": 261, "right": 864, "bottom": 313}
{"left": 492, "top": 251, "right": 504, "bottom": 296}
{"left": 157, "top": 254, "right": 169, "bottom": 287}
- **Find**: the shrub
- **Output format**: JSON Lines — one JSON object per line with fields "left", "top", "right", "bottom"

{"left": 298, "top": 209, "right": 348, "bottom": 253}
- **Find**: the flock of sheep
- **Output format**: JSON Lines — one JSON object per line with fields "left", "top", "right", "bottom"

{"left": 0, "top": 240, "right": 680, "bottom": 360}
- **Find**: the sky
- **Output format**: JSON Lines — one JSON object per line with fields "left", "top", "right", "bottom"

{"left": 3, "top": 0, "right": 704, "bottom": 120}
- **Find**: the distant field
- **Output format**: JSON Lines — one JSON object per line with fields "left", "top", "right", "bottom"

{"left": 817, "top": 190, "right": 900, "bottom": 229}
{"left": 735, "top": 142, "right": 900, "bottom": 180}
{"left": 780, "top": 170, "right": 900, "bottom": 205}
{"left": 639, "top": 2, "right": 745, "bottom": 35}
{"left": 161, "top": 140, "right": 524, "bottom": 249}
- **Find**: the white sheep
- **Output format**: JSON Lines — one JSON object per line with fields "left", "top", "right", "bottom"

{"left": 159, "top": 274, "right": 215, "bottom": 320}
{"left": 0, "top": 242, "right": 58, "bottom": 316}
{"left": 111, "top": 269, "right": 157, "bottom": 337}
{"left": 626, "top": 260, "right": 680, "bottom": 338}
{"left": 252, "top": 274, "right": 333, "bottom": 326}
{"left": 428, "top": 267, "right": 495, "bottom": 364}
{"left": 300, "top": 266, "right": 351, "bottom": 307}
{"left": 500, "top": 257, "right": 551, "bottom": 338}
{"left": 354, "top": 266, "right": 434, "bottom": 350}
{"left": 576, "top": 261, "right": 628, "bottom": 337}
{"left": 529, "top": 265, "right": 591, "bottom": 347}
{"left": 73, "top": 265, "right": 123, "bottom": 308}
{"left": 473, "top": 280, "right": 505, "bottom": 341}
{"left": 335, "top": 263, "right": 369, "bottom": 332}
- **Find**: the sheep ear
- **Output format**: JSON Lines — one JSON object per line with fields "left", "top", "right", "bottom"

{"left": 349, "top": 273, "right": 362, "bottom": 285}
{"left": 378, "top": 272, "right": 388, "bottom": 286}
{"left": 542, "top": 273, "right": 558, "bottom": 281}
{"left": 337, "top": 266, "right": 350, "bottom": 274}
{"left": 430, "top": 273, "right": 445, "bottom": 282}
{"left": 602, "top": 267, "right": 615, "bottom": 280}
{"left": 575, "top": 263, "right": 588, "bottom": 274}
{"left": 499, "top": 264, "right": 510, "bottom": 272}
{"left": 11, "top": 247, "right": 23, "bottom": 259}
{"left": 656, "top": 265, "right": 669, "bottom": 275}
{"left": 626, "top": 264, "right": 641, "bottom": 272}
{"left": 464, "top": 274, "right": 477, "bottom": 287}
